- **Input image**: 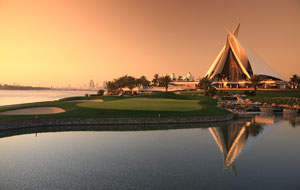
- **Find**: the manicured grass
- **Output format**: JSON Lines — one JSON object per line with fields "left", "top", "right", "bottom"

{"left": 216, "top": 90, "right": 300, "bottom": 105}
{"left": 139, "top": 92, "right": 201, "bottom": 100}
{"left": 178, "top": 91, "right": 204, "bottom": 95}
{"left": 248, "top": 90, "right": 300, "bottom": 105}
{"left": 0, "top": 92, "right": 230, "bottom": 122}
{"left": 176, "top": 90, "right": 300, "bottom": 106}
{"left": 78, "top": 98, "right": 202, "bottom": 111}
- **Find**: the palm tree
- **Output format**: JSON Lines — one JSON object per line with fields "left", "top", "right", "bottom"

{"left": 159, "top": 76, "right": 171, "bottom": 92}
{"left": 137, "top": 76, "right": 150, "bottom": 89}
{"left": 248, "top": 75, "right": 261, "bottom": 92}
{"left": 198, "top": 76, "right": 212, "bottom": 95}
{"left": 152, "top": 74, "right": 159, "bottom": 87}
{"left": 289, "top": 74, "right": 299, "bottom": 89}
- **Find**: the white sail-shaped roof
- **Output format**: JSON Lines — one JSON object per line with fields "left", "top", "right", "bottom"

{"left": 237, "top": 39, "right": 284, "bottom": 81}
{"left": 206, "top": 24, "right": 284, "bottom": 81}
{"left": 205, "top": 24, "right": 241, "bottom": 78}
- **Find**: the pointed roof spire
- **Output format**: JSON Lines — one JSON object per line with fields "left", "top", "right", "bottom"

{"left": 205, "top": 25, "right": 240, "bottom": 77}
{"left": 209, "top": 34, "right": 231, "bottom": 79}
{"left": 233, "top": 23, "right": 240, "bottom": 37}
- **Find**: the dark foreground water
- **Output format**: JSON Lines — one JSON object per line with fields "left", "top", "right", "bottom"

{"left": 0, "top": 115, "right": 300, "bottom": 190}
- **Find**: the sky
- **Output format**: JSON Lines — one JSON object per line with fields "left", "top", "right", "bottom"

{"left": 0, "top": 0, "right": 299, "bottom": 87}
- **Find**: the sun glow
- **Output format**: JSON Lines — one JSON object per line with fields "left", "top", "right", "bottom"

{"left": 0, "top": 0, "right": 299, "bottom": 87}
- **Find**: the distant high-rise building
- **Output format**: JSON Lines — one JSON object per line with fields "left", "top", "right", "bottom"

{"left": 103, "top": 80, "right": 107, "bottom": 88}
{"left": 187, "top": 72, "right": 194, "bottom": 81}
{"left": 170, "top": 73, "right": 176, "bottom": 80}
{"left": 89, "top": 80, "right": 95, "bottom": 89}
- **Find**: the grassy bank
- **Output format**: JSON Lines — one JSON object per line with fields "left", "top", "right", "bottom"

{"left": 179, "top": 90, "right": 300, "bottom": 106}
{"left": 220, "top": 90, "right": 300, "bottom": 106}
{"left": 0, "top": 92, "right": 229, "bottom": 122}
{"left": 248, "top": 90, "right": 300, "bottom": 106}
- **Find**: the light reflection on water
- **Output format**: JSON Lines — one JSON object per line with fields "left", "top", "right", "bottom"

{"left": 0, "top": 115, "right": 299, "bottom": 189}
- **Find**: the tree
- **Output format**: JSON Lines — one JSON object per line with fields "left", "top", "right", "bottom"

{"left": 289, "top": 74, "right": 299, "bottom": 90}
{"left": 206, "top": 86, "right": 217, "bottom": 97}
{"left": 106, "top": 81, "right": 118, "bottom": 94}
{"left": 115, "top": 75, "right": 133, "bottom": 88}
{"left": 159, "top": 75, "right": 171, "bottom": 92}
{"left": 126, "top": 76, "right": 136, "bottom": 95}
{"left": 152, "top": 74, "right": 159, "bottom": 87}
{"left": 198, "top": 76, "right": 212, "bottom": 95}
{"left": 137, "top": 76, "right": 150, "bottom": 89}
{"left": 106, "top": 75, "right": 137, "bottom": 95}
{"left": 114, "top": 75, "right": 136, "bottom": 95}
{"left": 248, "top": 75, "right": 261, "bottom": 93}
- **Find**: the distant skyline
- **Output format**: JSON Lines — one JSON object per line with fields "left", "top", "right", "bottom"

{"left": 0, "top": 0, "right": 299, "bottom": 87}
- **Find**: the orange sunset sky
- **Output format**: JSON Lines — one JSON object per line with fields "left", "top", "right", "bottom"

{"left": 0, "top": 0, "right": 299, "bottom": 87}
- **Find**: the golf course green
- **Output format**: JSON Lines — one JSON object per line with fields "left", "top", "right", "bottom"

{"left": 0, "top": 92, "right": 230, "bottom": 122}
{"left": 78, "top": 98, "right": 202, "bottom": 111}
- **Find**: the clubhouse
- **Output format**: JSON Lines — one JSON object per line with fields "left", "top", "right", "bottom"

{"left": 205, "top": 24, "right": 286, "bottom": 89}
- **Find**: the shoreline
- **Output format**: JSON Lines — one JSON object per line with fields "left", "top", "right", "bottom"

{"left": 0, "top": 114, "right": 234, "bottom": 132}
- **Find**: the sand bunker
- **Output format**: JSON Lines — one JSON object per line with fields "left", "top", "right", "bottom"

{"left": 66, "top": 99, "right": 104, "bottom": 103}
{"left": 0, "top": 107, "right": 65, "bottom": 115}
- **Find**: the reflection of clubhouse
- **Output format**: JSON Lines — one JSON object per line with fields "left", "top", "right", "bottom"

{"left": 209, "top": 115, "right": 275, "bottom": 176}
{"left": 209, "top": 121, "right": 248, "bottom": 176}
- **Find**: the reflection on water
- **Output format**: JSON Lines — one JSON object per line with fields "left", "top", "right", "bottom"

{"left": 209, "top": 114, "right": 300, "bottom": 177}
{"left": 0, "top": 114, "right": 300, "bottom": 189}
{"left": 210, "top": 122, "right": 248, "bottom": 176}
{"left": 209, "top": 115, "right": 273, "bottom": 176}
{"left": 283, "top": 114, "right": 300, "bottom": 127}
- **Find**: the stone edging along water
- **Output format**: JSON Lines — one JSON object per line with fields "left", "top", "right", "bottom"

{"left": 0, "top": 114, "right": 234, "bottom": 132}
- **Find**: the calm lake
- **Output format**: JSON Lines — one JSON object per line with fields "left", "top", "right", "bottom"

{"left": 0, "top": 114, "right": 299, "bottom": 189}
{"left": 0, "top": 90, "right": 96, "bottom": 106}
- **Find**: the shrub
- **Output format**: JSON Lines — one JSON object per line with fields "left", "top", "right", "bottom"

{"left": 97, "top": 90, "right": 105, "bottom": 96}
{"left": 218, "top": 90, "right": 229, "bottom": 96}
{"left": 205, "top": 86, "right": 217, "bottom": 97}
{"left": 244, "top": 90, "right": 256, "bottom": 96}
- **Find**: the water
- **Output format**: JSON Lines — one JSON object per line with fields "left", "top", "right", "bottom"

{"left": 0, "top": 115, "right": 299, "bottom": 189}
{"left": 0, "top": 90, "right": 96, "bottom": 106}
